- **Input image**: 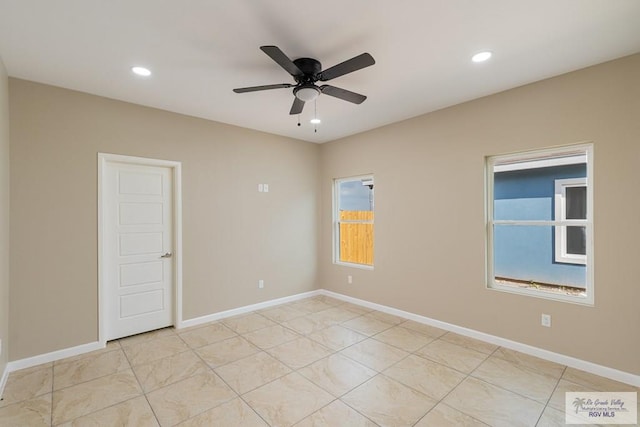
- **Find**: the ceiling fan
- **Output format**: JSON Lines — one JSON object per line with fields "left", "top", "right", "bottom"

{"left": 233, "top": 46, "right": 375, "bottom": 115}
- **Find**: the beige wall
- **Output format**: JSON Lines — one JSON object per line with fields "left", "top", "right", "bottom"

{"left": 319, "top": 54, "right": 640, "bottom": 375}
{"left": 0, "top": 57, "right": 9, "bottom": 375}
{"left": 7, "top": 54, "right": 640, "bottom": 376}
{"left": 9, "top": 79, "right": 319, "bottom": 360}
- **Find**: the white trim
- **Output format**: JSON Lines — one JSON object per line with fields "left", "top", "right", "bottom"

{"left": 554, "top": 177, "right": 587, "bottom": 265}
{"left": 319, "top": 289, "right": 640, "bottom": 387}
{"left": 486, "top": 143, "right": 594, "bottom": 305}
{"left": 173, "top": 164, "right": 184, "bottom": 328}
{"left": 5, "top": 341, "right": 104, "bottom": 373}
{"left": 494, "top": 153, "right": 586, "bottom": 172}
{"left": 334, "top": 261, "right": 374, "bottom": 271}
{"left": 179, "top": 290, "right": 321, "bottom": 329}
{"left": 97, "top": 153, "right": 183, "bottom": 343}
{"left": 487, "top": 283, "right": 589, "bottom": 305}
{"left": 0, "top": 364, "right": 9, "bottom": 399}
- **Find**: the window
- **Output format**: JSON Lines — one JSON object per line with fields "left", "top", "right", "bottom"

{"left": 486, "top": 144, "right": 593, "bottom": 304}
{"left": 334, "top": 175, "right": 374, "bottom": 267}
{"left": 554, "top": 178, "right": 587, "bottom": 264}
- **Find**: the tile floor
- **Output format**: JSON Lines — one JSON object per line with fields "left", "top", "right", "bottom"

{"left": 0, "top": 295, "right": 637, "bottom": 426}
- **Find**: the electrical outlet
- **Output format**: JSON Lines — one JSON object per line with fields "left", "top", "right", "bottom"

{"left": 541, "top": 314, "right": 551, "bottom": 327}
{"left": 258, "top": 184, "right": 263, "bottom": 192}
{"left": 258, "top": 279, "right": 264, "bottom": 289}
{"left": 347, "top": 275, "right": 353, "bottom": 284}
{"left": 263, "top": 184, "right": 269, "bottom": 192}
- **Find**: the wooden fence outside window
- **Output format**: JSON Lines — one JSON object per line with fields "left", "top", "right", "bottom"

{"left": 339, "top": 210, "right": 374, "bottom": 266}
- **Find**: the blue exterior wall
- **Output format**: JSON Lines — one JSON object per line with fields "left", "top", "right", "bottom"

{"left": 494, "top": 164, "right": 586, "bottom": 287}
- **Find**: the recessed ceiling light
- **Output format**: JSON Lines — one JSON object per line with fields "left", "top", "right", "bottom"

{"left": 310, "top": 118, "right": 321, "bottom": 124}
{"left": 131, "top": 66, "right": 152, "bottom": 77}
{"left": 471, "top": 51, "right": 492, "bottom": 63}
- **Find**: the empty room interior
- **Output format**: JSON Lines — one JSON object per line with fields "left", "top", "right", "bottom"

{"left": 0, "top": 1, "right": 639, "bottom": 426}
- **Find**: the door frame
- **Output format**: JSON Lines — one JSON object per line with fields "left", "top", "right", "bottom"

{"left": 97, "top": 153, "right": 183, "bottom": 345}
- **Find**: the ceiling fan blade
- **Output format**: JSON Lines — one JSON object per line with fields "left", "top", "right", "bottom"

{"left": 233, "top": 83, "right": 293, "bottom": 93}
{"left": 260, "top": 46, "right": 304, "bottom": 78}
{"left": 318, "top": 53, "right": 375, "bottom": 81}
{"left": 290, "top": 97, "right": 305, "bottom": 115}
{"left": 320, "top": 85, "right": 367, "bottom": 104}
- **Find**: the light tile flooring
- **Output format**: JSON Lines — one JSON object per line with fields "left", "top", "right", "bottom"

{"left": 1, "top": 295, "right": 638, "bottom": 426}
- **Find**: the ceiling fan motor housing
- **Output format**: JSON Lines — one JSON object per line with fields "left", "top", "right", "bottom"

{"left": 292, "top": 58, "right": 323, "bottom": 101}
{"left": 292, "top": 58, "right": 322, "bottom": 82}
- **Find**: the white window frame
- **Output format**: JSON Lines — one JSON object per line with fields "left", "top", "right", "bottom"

{"left": 554, "top": 178, "right": 587, "bottom": 265}
{"left": 486, "top": 143, "right": 594, "bottom": 305}
{"left": 333, "top": 174, "right": 374, "bottom": 270}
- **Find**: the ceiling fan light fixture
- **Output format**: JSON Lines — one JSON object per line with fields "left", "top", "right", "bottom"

{"left": 310, "top": 118, "right": 321, "bottom": 124}
{"left": 294, "top": 85, "right": 320, "bottom": 102}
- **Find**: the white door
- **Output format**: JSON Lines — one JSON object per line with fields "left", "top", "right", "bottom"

{"left": 104, "top": 161, "right": 174, "bottom": 340}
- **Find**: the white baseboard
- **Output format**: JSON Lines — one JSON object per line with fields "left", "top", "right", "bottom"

{"left": 179, "top": 290, "right": 321, "bottom": 329}
{"left": 3, "top": 288, "right": 638, "bottom": 394}
{"left": 5, "top": 341, "right": 104, "bottom": 374}
{"left": 1, "top": 341, "right": 104, "bottom": 399}
{"left": 320, "top": 289, "right": 640, "bottom": 388}
{"left": 0, "top": 363, "right": 9, "bottom": 400}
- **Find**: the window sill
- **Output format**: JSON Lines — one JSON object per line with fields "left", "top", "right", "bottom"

{"left": 487, "top": 282, "right": 593, "bottom": 306}
{"left": 554, "top": 257, "right": 587, "bottom": 266}
{"left": 334, "top": 261, "right": 374, "bottom": 271}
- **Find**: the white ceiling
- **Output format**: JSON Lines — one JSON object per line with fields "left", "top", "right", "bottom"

{"left": 1, "top": 1, "right": 639, "bottom": 143}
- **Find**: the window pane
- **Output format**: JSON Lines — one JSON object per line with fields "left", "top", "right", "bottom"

{"left": 339, "top": 222, "right": 374, "bottom": 265}
{"left": 566, "top": 225, "right": 586, "bottom": 255}
{"left": 494, "top": 224, "right": 586, "bottom": 290}
{"left": 339, "top": 180, "right": 373, "bottom": 212}
{"left": 566, "top": 186, "right": 586, "bottom": 219}
{"left": 493, "top": 163, "right": 586, "bottom": 221}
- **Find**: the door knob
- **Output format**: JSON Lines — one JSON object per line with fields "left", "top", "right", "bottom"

{"left": 160, "top": 252, "right": 173, "bottom": 258}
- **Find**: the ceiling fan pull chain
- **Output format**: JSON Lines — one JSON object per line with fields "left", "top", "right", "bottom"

{"left": 297, "top": 114, "right": 301, "bottom": 127}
